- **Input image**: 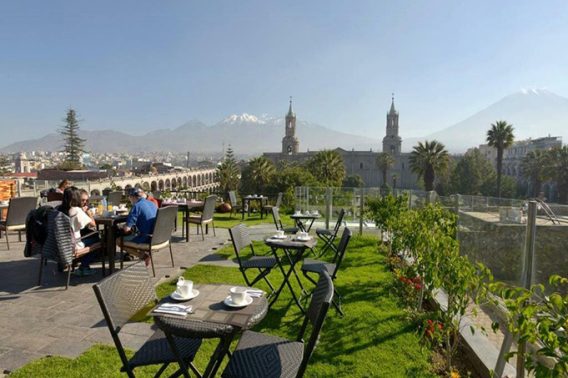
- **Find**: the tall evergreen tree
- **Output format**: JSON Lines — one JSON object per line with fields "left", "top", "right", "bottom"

{"left": 59, "top": 108, "right": 86, "bottom": 170}
{"left": 486, "top": 120, "right": 515, "bottom": 198}
{"left": 450, "top": 148, "right": 495, "bottom": 195}
{"left": 409, "top": 140, "right": 449, "bottom": 191}
{"left": 217, "top": 145, "right": 240, "bottom": 199}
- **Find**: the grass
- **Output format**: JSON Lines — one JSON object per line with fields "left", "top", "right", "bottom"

{"left": 176, "top": 209, "right": 295, "bottom": 230}
{"left": 11, "top": 234, "right": 435, "bottom": 378}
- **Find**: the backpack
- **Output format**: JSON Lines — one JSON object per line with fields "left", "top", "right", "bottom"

{"left": 24, "top": 206, "right": 54, "bottom": 257}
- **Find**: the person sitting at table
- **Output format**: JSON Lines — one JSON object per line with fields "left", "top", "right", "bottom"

{"left": 55, "top": 179, "right": 71, "bottom": 194}
{"left": 59, "top": 187, "right": 100, "bottom": 276}
{"left": 79, "top": 189, "right": 91, "bottom": 213}
{"left": 141, "top": 189, "right": 159, "bottom": 208}
{"left": 116, "top": 187, "right": 158, "bottom": 265}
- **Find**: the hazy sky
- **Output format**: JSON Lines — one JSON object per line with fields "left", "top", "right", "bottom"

{"left": 1, "top": 0, "right": 568, "bottom": 146}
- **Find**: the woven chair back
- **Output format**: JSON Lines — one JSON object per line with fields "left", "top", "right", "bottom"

{"left": 228, "top": 191, "right": 238, "bottom": 207}
{"left": 6, "top": 197, "right": 38, "bottom": 227}
{"left": 229, "top": 224, "right": 253, "bottom": 265}
{"left": 333, "top": 208, "right": 346, "bottom": 234}
{"left": 151, "top": 206, "right": 177, "bottom": 246}
{"left": 107, "top": 191, "right": 123, "bottom": 207}
{"left": 274, "top": 192, "right": 283, "bottom": 208}
{"left": 93, "top": 261, "right": 156, "bottom": 332}
{"left": 331, "top": 227, "right": 352, "bottom": 277}
{"left": 201, "top": 195, "right": 217, "bottom": 222}
{"left": 298, "top": 270, "right": 334, "bottom": 377}
{"left": 43, "top": 211, "right": 74, "bottom": 264}
{"left": 271, "top": 207, "right": 283, "bottom": 230}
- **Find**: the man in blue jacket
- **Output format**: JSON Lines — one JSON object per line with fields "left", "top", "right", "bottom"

{"left": 117, "top": 187, "right": 158, "bottom": 264}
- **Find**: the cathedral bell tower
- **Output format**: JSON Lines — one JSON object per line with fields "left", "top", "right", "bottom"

{"left": 282, "top": 97, "right": 299, "bottom": 154}
{"left": 382, "top": 94, "right": 402, "bottom": 157}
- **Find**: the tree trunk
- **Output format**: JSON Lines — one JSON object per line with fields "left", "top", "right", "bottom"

{"left": 424, "top": 166, "right": 435, "bottom": 191}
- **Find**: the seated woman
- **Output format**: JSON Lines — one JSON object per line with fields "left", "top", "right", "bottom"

{"left": 59, "top": 187, "right": 100, "bottom": 276}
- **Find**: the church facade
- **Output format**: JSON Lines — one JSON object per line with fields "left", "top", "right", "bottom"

{"left": 264, "top": 98, "right": 419, "bottom": 189}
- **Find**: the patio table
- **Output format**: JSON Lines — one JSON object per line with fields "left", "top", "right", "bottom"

{"left": 94, "top": 213, "right": 127, "bottom": 274}
{"left": 290, "top": 212, "right": 321, "bottom": 232}
{"left": 153, "top": 283, "right": 268, "bottom": 378}
{"left": 241, "top": 195, "right": 266, "bottom": 220}
{"left": 162, "top": 200, "right": 204, "bottom": 242}
{"left": 264, "top": 235, "right": 317, "bottom": 313}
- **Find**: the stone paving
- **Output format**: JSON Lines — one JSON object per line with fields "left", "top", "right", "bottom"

{"left": 0, "top": 224, "right": 276, "bottom": 375}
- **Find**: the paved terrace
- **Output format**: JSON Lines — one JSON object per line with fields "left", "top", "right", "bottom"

{"left": 0, "top": 224, "right": 275, "bottom": 375}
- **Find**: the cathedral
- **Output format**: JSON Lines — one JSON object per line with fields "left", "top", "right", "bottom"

{"left": 263, "top": 97, "right": 419, "bottom": 189}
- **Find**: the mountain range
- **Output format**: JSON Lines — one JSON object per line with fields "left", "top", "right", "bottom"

{"left": 1, "top": 89, "right": 567, "bottom": 155}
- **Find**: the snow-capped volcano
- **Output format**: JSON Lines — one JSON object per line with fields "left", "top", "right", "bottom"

{"left": 220, "top": 113, "right": 271, "bottom": 125}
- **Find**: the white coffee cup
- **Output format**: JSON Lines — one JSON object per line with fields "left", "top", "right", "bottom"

{"left": 300, "top": 232, "right": 309, "bottom": 239}
{"left": 176, "top": 277, "right": 193, "bottom": 297}
{"left": 230, "top": 286, "right": 247, "bottom": 305}
{"left": 276, "top": 230, "right": 285, "bottom": 237}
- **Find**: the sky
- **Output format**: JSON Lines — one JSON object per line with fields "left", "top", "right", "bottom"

{"left": 1, "top": 0, "right": 568, "bottom": 147}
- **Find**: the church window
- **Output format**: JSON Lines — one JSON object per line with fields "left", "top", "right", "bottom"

{"left": 359, "top": 162, "right": 364, "bottom": 169}
{"left": 402, "top": 163, "right": 404, "bottom": 169}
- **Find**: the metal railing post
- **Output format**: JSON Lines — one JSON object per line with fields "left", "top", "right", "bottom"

{"left": 325, "top": 187, "right": 332, "bottom": 230}
{"left": 359, "top": 187, "right": 364, "bottom": 235}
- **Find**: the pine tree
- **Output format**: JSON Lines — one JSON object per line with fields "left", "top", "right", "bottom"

{"left": 59, "top": 108, "right": 86, "bottom": 170}
{"left": 217, "top": 145, "right": 240, "bottom": 199}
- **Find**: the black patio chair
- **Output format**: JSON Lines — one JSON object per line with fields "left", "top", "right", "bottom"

{"left": 221, "top": 270, "right": 334, "bottom": 378}
{"left": 228, "top": 191, "right": 242, "bottom": 218}
{"left": 185, "top": 195, "right": 216, "bottom": 241}
{"left": 271, "top": 207, "right": 298, "bottom": 234}
{"left": 262, "top": 192, "right": 283, "bottom": 217}
{"left": 229, "top": 224, "right": 276, "bottom": 296}
{"left": 315, "top": 208, "right": 345, "bottom": 257}
{"left": 302, "top": 227, "right": 352, "bottom": 316}
{"left": 119, "top": 205, "right": 177, "bottom": 277}
{"left": 39, "top": 210, "right": 104, "bottom": 289}
{"left": 0, "top": 196, "right": 38, "bottom": 250}
{"left": 93, "top": 261, "right": 202, "bottom": 378}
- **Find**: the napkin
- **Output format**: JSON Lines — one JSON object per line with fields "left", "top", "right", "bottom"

{"left": 152, "top": 303, "right": 192, "bottom": 317}
{"left": 245, "top": 289, "right": 264, "bottom": 298}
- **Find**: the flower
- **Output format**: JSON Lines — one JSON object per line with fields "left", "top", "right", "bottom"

{"left": 450, "top": 370, "right": 460, "bottom": 378}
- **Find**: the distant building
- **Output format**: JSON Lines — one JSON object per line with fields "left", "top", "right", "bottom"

{"left": 264, "top": 97, "right": 419, "bottom": 188}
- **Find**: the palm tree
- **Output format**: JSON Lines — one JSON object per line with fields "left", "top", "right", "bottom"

{"left": 306, "top": 150, "right": 346, "bottom": 187}
{"left": 247, "top": 156, "right": 275, "bottom": 193}
{"left": 545, "top": 146, "right": 568, "bottom": 203}
{"left": 376, "top": 152, "right": 395, "bottom": 187}
{"left": 520, "top": 150, "right": 547, "bottom": 197}
{"left": 486, "top": 120, "right": 515, "bottom": 197}
{"left": 409, "top": 140, "right": 449, "bottom": 191}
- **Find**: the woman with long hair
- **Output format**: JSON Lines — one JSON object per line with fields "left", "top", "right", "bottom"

{"left": 60, "top": 187, "right": 99, "bottom": 276}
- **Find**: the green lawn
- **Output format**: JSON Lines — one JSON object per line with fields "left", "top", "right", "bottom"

{"left": 11, "top": 235, "right": 435, "bottom": 378}
{"left": 176, "top": 209, "right": 295, "bottom": 230}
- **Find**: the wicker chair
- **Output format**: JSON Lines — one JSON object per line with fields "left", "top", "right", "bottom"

{"left": 38, "top": 210, "right": 104, "bottom": 289}
{"left": 221, "top": 270, "right": 334, "bottom": 378}
{"left": 229, "top": 224, "right": 276, "bottom": 295}
{"left": 228, "top": 191, "right": 242, "bottom": 218}
{"left": 0, "top": 196, "right": 38, "bottom": 250}
{"left": 93, "top": 262, "right": 202, "bottom": 378}
{"left": 185, "top": 195, "right": 216, "bottom": 241}
{"left": 262, "top": 192, "right": 283, "bottom": 217}
{"left": 119, "top": 206, "right": 177, "bottom": 277}
{"left": 271, "top": 207, "right": 298, "bottom": 234}
{"left": 315, "top": 208, "right": 346, "bottom": 257}
{"left": 302, "top": 227, "right": 352, "bottom": 316}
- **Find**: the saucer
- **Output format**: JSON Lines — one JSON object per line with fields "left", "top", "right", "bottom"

{"left": 224, "top": 294, "right": 253, "bottom": 308}
{"left": 296, "top": 236, "right": 312, "bottom": 242}
{"left": 271, "top": 234, "right": 287, "bottom": 239}
{"left": 170, "top": 289, "right": 199, "bottom": 301}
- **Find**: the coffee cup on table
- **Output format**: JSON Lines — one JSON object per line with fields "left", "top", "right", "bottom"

{"left": 230, "top": 286, "right": 247, "bottom": 305}
{"left": 276, "top": 230, "right": 285, "bottom": 238}
{"left": 176, "top": 277, "right": 192, "bottom": 297}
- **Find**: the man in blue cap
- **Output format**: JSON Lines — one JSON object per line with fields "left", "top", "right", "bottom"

{"left": 117, "top": 187, "right": 158, "bottom": 264}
